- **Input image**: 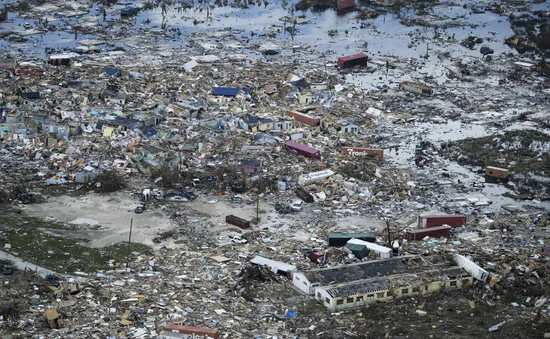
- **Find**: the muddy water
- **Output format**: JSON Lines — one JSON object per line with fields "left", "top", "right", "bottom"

{"left": 1, "top": 0, "right": 518, "bottom": 59}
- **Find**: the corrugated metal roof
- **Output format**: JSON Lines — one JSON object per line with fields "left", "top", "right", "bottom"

{"left": 251, "top": 255, "right": 297, "bottom": 273}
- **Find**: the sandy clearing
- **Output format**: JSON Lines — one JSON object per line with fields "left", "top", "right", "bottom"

{"left": 23, "top": 192, "right": 176, "bottom": 247}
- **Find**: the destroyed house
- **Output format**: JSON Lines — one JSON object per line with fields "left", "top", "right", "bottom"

{"left": 241, "top": 115, "right": 274, "bottom": 132}
{"left": 139, "top": 145, "right": 169, "bottom": 158}
{"left": 235, "top": 159, "right": 262, "bottom": 174}
{"left": 120, "top": 6, "right": 139, "bottom": 17}
{"left": 334, "top": 119, "right": 360, "bottom": 134}
{"left": 271, "top": 119, "right": 293, "bottom": 132}
{"left": 102, "top": 117, "right": 144, "bottom": 132}
{"left": 41, "top": 122, "right": 65, "bottom": 136}
{"left": 0, "top": 121, "right": 26, "bottom": 138}
{"left": 20, "top": 91, "right": 40, "bottom": 100}
{"left": 103, "top": 90, "right": 127, "bottom": 105}
{"left": 48, "top": 54, "right": 74, "bottom": 66}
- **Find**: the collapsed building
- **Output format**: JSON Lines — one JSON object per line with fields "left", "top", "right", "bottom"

{"left": 293, "top": 255, "right": 473, "bottom": 310}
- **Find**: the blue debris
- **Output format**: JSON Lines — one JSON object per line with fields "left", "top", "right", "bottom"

{"left": 286, "top": 310, "right": 297, "bottom": 318}
{"left": 103, "top": 67, "right": 122, "bottom": 77}
{"left": 212, "top": 87, "right": 251, "bottom": 96}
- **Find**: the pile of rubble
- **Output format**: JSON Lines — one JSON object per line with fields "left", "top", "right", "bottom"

{"left": 0, "top": 0, "right": 549, "bottom": 337}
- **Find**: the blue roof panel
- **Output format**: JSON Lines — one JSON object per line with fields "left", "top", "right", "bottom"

{"left": 212, "top": 87, "right": 251, "bottom": 96}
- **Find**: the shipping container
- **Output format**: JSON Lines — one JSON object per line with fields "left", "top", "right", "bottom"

{"left": 285, "top": 140, "right": 321, "bottom": 160}
{"left": 2, "top": 67, "right": 43, "bottom": 77}
{"left": 485, "top": 166, "right": 509, "bottom": 179}
{"left": 298, "top": 169, "right": 335, "bottom": 186}
{"left": 296, "top": 187, "right": 314, "bottom": 203}
{"left": 328, "top": 232, "right": 376, "bottom": 246}
{"left": 344, "top": 243, "right": 370, "bottom": 259}
{"left": 341, "top": 147, "right": 384, "bottom": 159}
{"left": 309, "top": 251, "right": 325, "bottom": 263}
{"left": 418, "top": 215, "right": 466, "bottom": 228}
{"left": 161, "top": 324, "right": 220, "bottom": 339}
{"left": 399, "top": 81, "right": 435, "bottom": 95}
{"left": 225, "top": 215, "right": 251, "bottom": 229}
{"left": 337, "top": 52, "right": 368, "bottom": 69}
{"left": 406, "top": 225, "right": 452, "bottom": 241}
{"left": 337, "top": 0, "right": 355, "bottom": 9}
{"left": 287, "top": 110, "right": 320, "bottom": 126}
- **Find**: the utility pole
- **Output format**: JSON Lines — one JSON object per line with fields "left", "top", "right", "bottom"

{"left": 126, "top": 218, "right": 133, "bottom": 269}
{"left": 256, "top": 195, "right": 260, "bottom": 223}
{"left": 380, "top": 216, "right": 391, "bottom": 246}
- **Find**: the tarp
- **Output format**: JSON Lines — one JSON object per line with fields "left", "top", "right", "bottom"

{"left": 103, "top": 67, "right": 122, "bottom": 77}
{"left": 212, "top": 87, "right": 251, "bottom": 96}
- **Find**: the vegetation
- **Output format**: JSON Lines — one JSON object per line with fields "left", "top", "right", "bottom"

{"left": 151, "top": 166, "right": 182, "bottom": 188}
{"left": 94, "top": 170, "right": 128, "bottom": 193}
{"left": 0, "top": 208, "right": 152, "bottom": 274}
{"left": 449, "top": 131, "right": 550, "bottom": 174}
{"left": 0, "top": 8, "right": 7, "bottom": 23}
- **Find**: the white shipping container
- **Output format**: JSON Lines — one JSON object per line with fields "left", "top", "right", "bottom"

{"left": 298, "top": 169, "right": 335, "bottom": 186}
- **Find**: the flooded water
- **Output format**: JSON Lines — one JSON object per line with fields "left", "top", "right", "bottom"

{"left": 1, "top": 0, "right": 519, "bottom": 60}
{"left": 383, "top": 120, "right": 550, "bottom": 212}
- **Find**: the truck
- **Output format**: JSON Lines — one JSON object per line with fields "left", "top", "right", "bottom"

{"left": 192, "top": 178, "right": 204, "bottom": 188}
{"left": 418, "top": 215, "right": 466, "bottom": 228}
